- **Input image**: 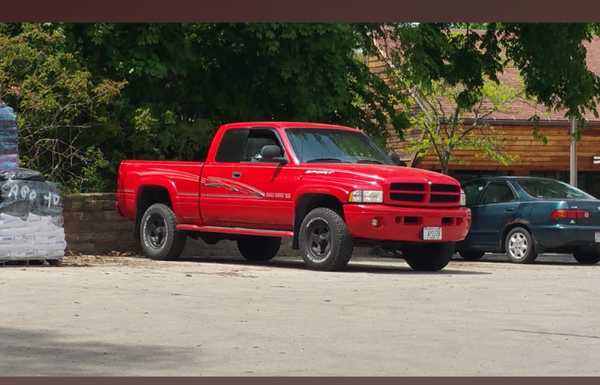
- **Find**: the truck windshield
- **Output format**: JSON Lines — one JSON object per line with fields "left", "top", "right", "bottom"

{"left": 517, "top": 178, "right": 595, "bottom": 200}
{"left": 286, "top": 128, "right": 392, "bottom": 165}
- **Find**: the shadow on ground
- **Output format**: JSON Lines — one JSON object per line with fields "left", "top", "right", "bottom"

{"left": 0, "top": 327, "right": 196, "bottom": 375}
{"left": 177, "top": 255, "right": 490, "bottom": 275}
{"left": 452, "top": 253, "right": 600, "bottom": 267}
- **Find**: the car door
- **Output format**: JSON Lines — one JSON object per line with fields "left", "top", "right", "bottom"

{"left": 234, "top": 128, "right": 295, "bottom": 229}
{"left": 461, "top": 179, "right": 488, "bottom": 248}
{"left": 470, "top": 181, "right": 520, "bottom": 249}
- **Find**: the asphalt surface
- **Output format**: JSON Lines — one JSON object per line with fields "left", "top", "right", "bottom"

{"left": 1, "top": 252, "right": 599, "bottom": 376}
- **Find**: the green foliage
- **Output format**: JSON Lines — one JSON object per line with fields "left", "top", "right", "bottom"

{"left": 383, "top": 23, "right": 600, "bottom": 121}
{"left": 0, "top": 23, "right": 125, "bottom": 192}
{"left": 403, "top": 79, "right": 519, "bottom": 174}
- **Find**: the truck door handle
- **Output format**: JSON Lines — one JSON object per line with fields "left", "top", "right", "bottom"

{"left": 232, "top": 171, "right": 242, "bottom": 179}
{"left": 505, "top": 208, "right": 515, "bottom": 212}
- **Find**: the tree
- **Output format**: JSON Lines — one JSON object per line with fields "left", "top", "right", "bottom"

{"left": 403, "top": 79, "right": 521, "bottom": 174}
{"left": 64, "top": 23, "right": 405, "bottom": 160}
{"left": 371, "top": 23, "right": 600, "bottom": 173}
{"left": 0, "top": 23, "right": 125, "bottom": 191}
{"left": 379, "top": 23, "right": 600, "bottom": 121}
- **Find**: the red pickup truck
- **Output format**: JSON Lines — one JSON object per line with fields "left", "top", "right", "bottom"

{"left": 116, "top": 122, "right": 471, "bottom": 271}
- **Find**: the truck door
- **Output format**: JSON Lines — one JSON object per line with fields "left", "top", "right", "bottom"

{"left": 199, "top": 128, "right": 251, "bottom": 227}
{"left": 233, "top": 127, "right": 295, "bottom": 229}
{"left": 199, "top": 127, "right": 294, "bottom": 229}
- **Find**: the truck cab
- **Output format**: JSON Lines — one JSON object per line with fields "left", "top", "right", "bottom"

{"left": 117, "top": 122, "right": 471, "bottom": 271}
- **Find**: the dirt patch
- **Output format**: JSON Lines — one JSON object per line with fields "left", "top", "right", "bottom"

{"left": 62, "top": 252, "right": 154, "bottom": 267}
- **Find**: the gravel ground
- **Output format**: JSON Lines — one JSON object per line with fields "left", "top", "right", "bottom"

{"left": 1, "top": 251, "right": 599, "bottom": 376}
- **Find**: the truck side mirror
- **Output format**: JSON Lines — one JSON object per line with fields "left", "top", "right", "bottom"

{"left": 389, "top": 152, "right": 407, "bottom": 166}
{"left": 260, "top": 145, "right": 287, "bottom": 164}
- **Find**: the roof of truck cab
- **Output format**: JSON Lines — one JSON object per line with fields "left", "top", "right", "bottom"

{"left": 219, "top": 121, "right": 360, "bottom": 131}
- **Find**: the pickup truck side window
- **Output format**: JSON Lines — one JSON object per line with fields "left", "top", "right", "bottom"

{"left": 244, "top": 129, "right": 284, "bottom": 162}
{"left": 481, "top": 181, "right": 516, "bottom": 205}
{"left": 215, "top": 129, "right": 249, "bottom": 162}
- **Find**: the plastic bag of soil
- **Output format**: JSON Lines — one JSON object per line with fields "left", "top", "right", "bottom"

{"left": 0, "top": 103, "right": 18, "bottom": 170}
{"left": 0, "top": 168, "right": 65, "bottom": 261}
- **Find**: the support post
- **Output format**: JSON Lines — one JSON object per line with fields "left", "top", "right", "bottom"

{"left": 569, "top": 116, "right": 578, "bottom": 187}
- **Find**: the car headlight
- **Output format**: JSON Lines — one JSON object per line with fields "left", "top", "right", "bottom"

{"left": 348, "top": 190, "right": 383, "bottom": 203}
{"left": 460, "top": 189, "right": 466, "bottom": 206}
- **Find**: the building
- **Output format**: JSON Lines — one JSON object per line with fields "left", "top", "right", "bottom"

{"left": 369, "top": 36, "right": 600, "bottom": 198}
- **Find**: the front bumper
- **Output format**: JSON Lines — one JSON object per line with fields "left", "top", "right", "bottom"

{"left": 343, "top": 204, "right": 471, "bottom": 242}
{"left": 533, "top": 224, "right": 600, "bottom": 251}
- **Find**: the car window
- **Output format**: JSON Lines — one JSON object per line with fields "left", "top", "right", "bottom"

{"left": 463, "top": 180, "right": 487, "bottom": 206}
{"left": 243, "top": 129, "right": 284, "bottom": 162}
{"left": 517, "top": 178, "right": 594, "bottom": 200}
{"left": 481, "top": 182, "right": 516, "bottom": 205}
{"left": 215, "top": 129, "right": 249, "bottom": 163}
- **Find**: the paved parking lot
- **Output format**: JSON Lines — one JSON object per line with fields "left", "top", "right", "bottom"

{"left": 1, "top": 252, "right": 600, "bottom": 376}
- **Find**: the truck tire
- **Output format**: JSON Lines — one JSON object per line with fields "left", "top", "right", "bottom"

{"left": 237, "top": 236, "right": 281, "bottom": 261}
{"left": 573, "top": 249, "right": 600, "bottom": 265}
{"left": 403, "top": 242, "right": 454, "bottom": 271}
{"left": 505, "top": 227, "right": 537, "bottom": 264}
{"left": 140, "top": 203, "right": 186, "bottom": 260}
{"left": 299, "top": 207, "right": 353, "bottom": 271}
{"left": 458, "top": 249, "right": 485, "bottom": 261}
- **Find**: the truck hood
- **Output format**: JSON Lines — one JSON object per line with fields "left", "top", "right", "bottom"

{"left": 301, "top": 164, "right": 460, "bottom": 186}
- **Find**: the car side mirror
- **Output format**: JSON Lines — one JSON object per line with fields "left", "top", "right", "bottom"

{"left": 260, "top": 145, "right": 287, "bottom": 164}
{"left": 389, "top": 152, "right": 407, "bottom": 166}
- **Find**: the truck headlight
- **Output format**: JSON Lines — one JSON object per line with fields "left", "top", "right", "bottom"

{"left": 348, "top": 190, "right": 383, "bottom": 203}
{"left": 460, "top": 189, "right": 466, "bottom": 206}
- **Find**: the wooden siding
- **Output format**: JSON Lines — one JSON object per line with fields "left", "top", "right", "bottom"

{"left": 387, "top": 125, "right": 600, "bottom": 173}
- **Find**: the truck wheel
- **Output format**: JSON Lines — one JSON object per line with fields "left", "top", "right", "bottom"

{"left": 573, "top": 249, "right": 600, "bottom": 265}
{"left": 299, "top": 207, "right": 353, "bottom": 271}
{"left": 402, "top": 243, "right": 454, "bottom": 271}
{"left": 505, "top": 227, "right": 537, "bottom": 264}
{"left": 140, "top": 203, "right": 186, "bottom": 260}
{"left": 458, "top": 249, "right": 485, "bottom": 261}
{"left": 237, "top": 236, "right": 281, "bottom": 261}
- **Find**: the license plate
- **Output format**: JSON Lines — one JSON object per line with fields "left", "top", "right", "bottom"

{"left": 596, "top": 232, "right": 600, "bottom": 243}
{"left": 423, "top": 227, "right": 442, "bottom": 241}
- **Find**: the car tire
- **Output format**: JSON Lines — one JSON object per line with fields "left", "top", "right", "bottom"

{"left": 140, "top": 203, "right": 186, "bottom": 260}
{"left": 573, "top": 249, "right": 600, "bottom": 265}
{"left": 299, "top": 207, "right": 353, "bottom": 271}
{"left": 505, "top": 227, "right": 537, "bottom": 264}
{"left": 237, "top": 236, "right": 281, "bottom": 261}
{"left": 458, "top": 249, "right": 485, "bottom": 261}
{"left": 403, "top": 242, "right": 455, "bottom": 271}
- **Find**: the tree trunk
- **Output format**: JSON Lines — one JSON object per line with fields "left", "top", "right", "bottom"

{"left": 440, "top": 158, "right": 449, "bottom": 175}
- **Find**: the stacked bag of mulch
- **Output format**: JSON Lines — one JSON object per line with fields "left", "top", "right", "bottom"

{"left": 0, "top": 102, "right": 17, "bottom": 169}
{"left": 0, "top": 103, "right": 65, "bottom": 263}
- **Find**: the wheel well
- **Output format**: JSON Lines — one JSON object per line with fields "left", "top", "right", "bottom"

{"left": 135, "top": 186, "right": 173, "bottom": 239}
{"left": 293, "top": 194, "right": 343, "bottom": 249}
{"left": 500, "top": 223, "right": 531, "bottom": 252}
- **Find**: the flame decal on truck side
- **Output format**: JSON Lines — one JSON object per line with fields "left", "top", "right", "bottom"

{"left": 201, "top": 176, "right": 266, "bottom": 198}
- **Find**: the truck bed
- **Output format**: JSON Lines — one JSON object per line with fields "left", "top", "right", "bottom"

{"left": 116, "top": 160, "right": 203, "bottom": 222}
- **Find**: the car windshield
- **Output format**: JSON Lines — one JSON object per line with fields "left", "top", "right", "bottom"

{"left": 286, "top": 128, "right": 392, "bottom": 165}
{"left": 517, "top": 178, "right": 595, "bottom": 200}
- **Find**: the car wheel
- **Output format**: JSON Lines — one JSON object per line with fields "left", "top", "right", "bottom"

{"left": 505, "top": 227, "right": 537, "bottom": 264}
{"left": 299, "top": 207, "right": 353, "bottom": 271}
{"left": 237, "top": 236, "right": 281, "bottom": 261}
{"left": 403, "top": 242, "right": 455, "bottom": 271}
{"left": 458, "top": 249, "right": 485, "bottom": 260}
{"left": 573, "top": 249, "right": 600, "bottom": 265}
{"left": 140, "top": 203, "right": 186, "bottom": 260}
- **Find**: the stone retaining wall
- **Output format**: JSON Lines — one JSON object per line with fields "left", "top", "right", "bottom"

{"left": 62, "top": 193, "right": 300, "bottom": 257}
